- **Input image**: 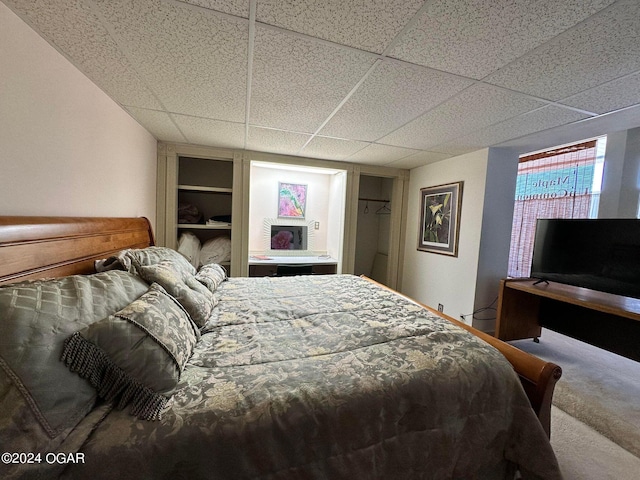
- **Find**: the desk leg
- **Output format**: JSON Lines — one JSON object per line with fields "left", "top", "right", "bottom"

{"left": 496, "top": 282, "right": 543, "bottom": 341}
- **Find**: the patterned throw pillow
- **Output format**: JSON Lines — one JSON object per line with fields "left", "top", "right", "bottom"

{"left": 137, "top": 260, "right": 215, "bottom": 327}
{"left": 96, "top": 246, "right": 197, "bottom": 278}
{"left": 61, "top": 283, "right": 199, "bottom": 420}
{"left": 196, "top": 263, "right": 227, "bottom": 292}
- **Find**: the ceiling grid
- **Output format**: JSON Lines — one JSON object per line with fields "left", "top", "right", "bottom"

{"left": 3, "top": 0, "right": 639, "bottom": 167}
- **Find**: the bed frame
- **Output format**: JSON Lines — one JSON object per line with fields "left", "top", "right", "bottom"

{"left": 0, "top": 216, "right": 561, "bottom": 437}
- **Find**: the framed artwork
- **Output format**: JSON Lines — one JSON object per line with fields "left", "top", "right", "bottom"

{"left": 278, "top": 182, "right": 307, "bottom": 219}
{"left": 417, "top": 181, "right": 463, "bottom": 256}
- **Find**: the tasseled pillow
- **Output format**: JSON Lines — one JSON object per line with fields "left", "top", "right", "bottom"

{"left": 61, "top": 283, "right": 199, "bottom": 420}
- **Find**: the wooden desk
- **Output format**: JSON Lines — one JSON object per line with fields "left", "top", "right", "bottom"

{"left": 248, "top": 256, "right": 338, "bottom": 277}
{"left": 496, "top": 278, "right": 640, "bottom": 361}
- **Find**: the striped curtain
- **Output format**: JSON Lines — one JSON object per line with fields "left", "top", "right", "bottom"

{"left": 508, "top": 140, "right": 600, "bottom": 278}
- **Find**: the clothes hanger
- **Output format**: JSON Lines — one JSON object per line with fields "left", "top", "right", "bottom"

{"left": 359, "top": 197, "right": 389, "bottom": 214}
{"left": 376, "top": 202, "right": 391, "bottom": 215}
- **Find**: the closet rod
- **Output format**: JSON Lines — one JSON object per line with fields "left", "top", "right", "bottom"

{"left": 358, "top": 197, "right": 390, "bottom": 203}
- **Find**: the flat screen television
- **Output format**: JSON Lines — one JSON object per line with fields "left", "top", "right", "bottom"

{"left": 531, "top": 218, "right": 640, "bottom": 298}
{"left": 270, "top": 225, "right": 308, "bottom": 250}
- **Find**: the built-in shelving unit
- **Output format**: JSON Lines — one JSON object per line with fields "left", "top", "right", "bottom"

{"left": 176, "top": 156, "right": 234, "bottom": 272}
{"left": 157, "top": 143, "right": 410, "bottom": 281}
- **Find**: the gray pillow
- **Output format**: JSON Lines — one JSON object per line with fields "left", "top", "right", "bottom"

{"left": 196, "top": 263, "right": 227, "bottom": 292}
{"left": 61, "top": 283, "right": 199, "bottom": 420}
{"left": 0, "top": 271, "right": 148, "bottom": 452}
{"left": 137, "top": 260, "right": 215, "bottom": 327}
{"left": 96, "top": 246, "right": 197, "bottom": 278}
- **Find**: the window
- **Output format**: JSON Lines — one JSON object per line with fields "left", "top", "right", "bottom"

{"left": 507, "top": 137, "right": 606, "bottom": 278}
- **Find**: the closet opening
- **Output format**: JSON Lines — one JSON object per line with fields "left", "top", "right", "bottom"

{"left": 355, "top": 175, "right": 394, "bottom": 286}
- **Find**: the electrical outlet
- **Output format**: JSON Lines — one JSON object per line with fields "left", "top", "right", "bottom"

{"left": 314, "top": 221, "right": 320, "bottom": 230}
{"left": 437, "top": 304, "right": 444, "bottom": 312}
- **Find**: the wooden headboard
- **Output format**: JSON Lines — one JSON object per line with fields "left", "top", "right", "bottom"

{"left": 0, "top": 216, "right": 154, "bottom": 286}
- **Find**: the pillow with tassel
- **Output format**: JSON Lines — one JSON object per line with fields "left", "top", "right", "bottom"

{"left": 61, "top": 283, "right": 199, "bottom": 420}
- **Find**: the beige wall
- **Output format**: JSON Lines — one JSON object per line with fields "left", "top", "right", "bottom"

{"left": 402, "top": 149, "right": 490, "bottom": 323}
{"left": 0, "top": 3, "right": 157, "bottom": 224}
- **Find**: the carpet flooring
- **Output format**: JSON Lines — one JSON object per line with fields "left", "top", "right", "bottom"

{"left": 510, "top": 328, "right": 640, "bottom": 458}
{"left": 551, "top": 406, "right": 640, "bottom": 480}
{"left": 509, "top": 328, "right": 640, "bottom": 479}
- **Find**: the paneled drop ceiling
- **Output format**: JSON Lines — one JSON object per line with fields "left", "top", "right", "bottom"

{"left": 5, "top": 0, "right": 640, "bottom": 168}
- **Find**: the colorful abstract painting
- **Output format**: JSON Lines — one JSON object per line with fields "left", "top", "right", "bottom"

{"left": 278, "top": 182, "right": 307, "bottom": 219}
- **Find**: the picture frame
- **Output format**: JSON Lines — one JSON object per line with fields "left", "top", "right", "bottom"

{"left": 278, "top": 182, "right": 307, "bottom": 219}
{"left": 417, "top": 181, "right": 463, "bottom": 256}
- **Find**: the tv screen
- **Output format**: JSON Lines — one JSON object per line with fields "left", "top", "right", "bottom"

{"left": 531, "top": 218, "right": 640, "bottom": 298}
{"left": 270, "top": 225, "right": 308, "bottom": 250}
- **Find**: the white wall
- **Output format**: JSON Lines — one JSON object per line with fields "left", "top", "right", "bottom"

{"left": 599, "top": 130, "right": 628, "bottom": 217}
{"left": 326, "top": 171, "right": 347, "bottom": 266}
{"left": 402, "top": 149, "right": 490, "bottom": 322}
{"left": 472, "top": 148, "right": 519, "bottom": 331}
{"left": 0, "top": 4, "right": 157, "bottom": 223}
{"left": 248, "top": 164, "right": 335, "bottom": 253}
{"left": 600, "top": 127, "right": 640, "bottom": 218}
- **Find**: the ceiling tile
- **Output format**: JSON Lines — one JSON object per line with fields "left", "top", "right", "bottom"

{"left": 495, "top": 104, "right": 640, "bottom": 154}
{"left": 433, "top": 106, "right": 591, "bottom": 154}
{"left": 386, "top": 151, "right": 453, "bottom": 169}
{"left": 8, "top": 0, "right": 640, "bottom": 165}
{"left": 346, "top": 143, "right": 420, "bottom": 166}
{"left": 178, "top": 0, "right": 250, "bottom": 18}
{"left": 250, "top": 26, "right": 377, "bottom": 133}
{"left": 485, "top": 0, "right": 640, "bottom": 100}
{"left": 247, "top": 127, "right": 311, "bottom": 156}
{"left": 560, "top": 72, "right": 640, "bottom": 115}
{"left": 95, "top": 0, "right": 248, "bottom": 122}
{"left": 301, "top": 136, "right": 370, "bottom": 161}
{"left": 389, "top": 0, "right": 617, "bottom": 79}
{"left": 4, "top": 0, "right": 162, "bottom": 110}
{"left": 427, "top": 145, "right": 481, "bottom": 158}
{"left": 126, "top": 107, "right": 186, "bottom": 143}
{"left": 320, "top": 59, "right": 474, "bottom": 142}
{"left": 172, "top": 114, "right": 245, "bottom": 148}
{"left": 379, "top": 83, "right": 545, "bottom": 150}
{"left": 256, "top": 0, "right": 424, "bottom": 54}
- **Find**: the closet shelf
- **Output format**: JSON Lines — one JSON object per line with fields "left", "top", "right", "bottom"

{"left": 178, "top": 184, "right": 232, "bottom": 193}
{"left": 178, "top": 224, "right": 232, "bottom": 230}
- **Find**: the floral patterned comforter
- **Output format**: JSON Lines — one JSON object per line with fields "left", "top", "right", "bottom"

{"left": 62, "top": 275, "right": 562, "bottom": 480}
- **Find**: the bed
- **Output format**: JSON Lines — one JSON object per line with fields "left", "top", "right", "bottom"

{"left": 0, "top": 216, "right": 563, "bottom": 480}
